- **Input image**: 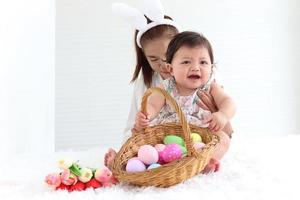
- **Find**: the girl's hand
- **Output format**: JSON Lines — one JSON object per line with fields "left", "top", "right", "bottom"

{"left": 134, "top": 111, "right": 150, "bottom": 132}
{"left": 203, "top": 112, "right": 228, "bottom": 132}
{"left": 196, "top": 90, "right": 210, "bottom": 111}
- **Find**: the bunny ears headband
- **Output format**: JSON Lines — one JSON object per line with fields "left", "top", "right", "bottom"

{"left": 112, "top": 0, "right": 181, "bottom": 48}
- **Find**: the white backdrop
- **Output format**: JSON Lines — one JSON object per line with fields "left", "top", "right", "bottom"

{"left": 0, "top": 0, "right": 55, "bottom": 156}
{"left": 1, "top": 0, "right": 299, "bottom": 154}
{"left": 56, "top": 0, "right": 300, "bottom": 150}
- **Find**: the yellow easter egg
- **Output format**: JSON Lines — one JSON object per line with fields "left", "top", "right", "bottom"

{"left": 191, "top": 133, "right": 202, "bottom": 142}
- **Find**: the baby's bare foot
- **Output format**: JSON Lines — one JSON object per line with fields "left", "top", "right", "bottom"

{"left": 104, "top": 148, "right": 117, "bottom": 170}
{"left": 201, "top": 158, "right": 220, "bottom": 174}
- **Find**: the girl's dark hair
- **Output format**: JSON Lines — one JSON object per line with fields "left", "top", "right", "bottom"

{"left": 131, "top": 16, "right": 179, "bottom": 88}
{"left": 166, "top": 31, "right": 214, "bottom": 64}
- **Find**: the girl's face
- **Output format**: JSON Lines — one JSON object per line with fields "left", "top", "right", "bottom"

{"left": 168, "top": 45, "right": 212, "bottom": 95}
{"left": 143, "top": 36, "right": 173, "bottom": 79}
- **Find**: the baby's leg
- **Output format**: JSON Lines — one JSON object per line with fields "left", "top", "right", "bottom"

{"left": 202, "top": 131, "right": 230, "bottom": 173}
{"left": 104, "top": 148, "right": 117, "bottom": 170}
{"left": 211, "top": 131, "right": 231, "bottom": 160}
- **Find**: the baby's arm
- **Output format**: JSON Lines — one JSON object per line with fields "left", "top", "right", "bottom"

{"left": 146, "top": 90, "right": 166, "bottom": 120}
{"left": 134, "top": 86, "right": 166, "bottom": 131}
{"left": 203, "top": 82, "right": 236, "bottom": 132}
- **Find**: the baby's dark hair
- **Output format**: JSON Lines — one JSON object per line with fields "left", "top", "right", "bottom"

{"left": 166, "top": 31, "right": 214, "bottom": 64}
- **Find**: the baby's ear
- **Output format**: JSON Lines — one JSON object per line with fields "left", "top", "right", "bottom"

{"left": 166, "top": 63, "right": 173, "bottom": 75}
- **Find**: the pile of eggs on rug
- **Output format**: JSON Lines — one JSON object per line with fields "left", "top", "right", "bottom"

{"left": 126, "top": 133, "right": 205, "bottom": 172}
{"left": 45, "top": 158, "right": 118, "bottom": 192}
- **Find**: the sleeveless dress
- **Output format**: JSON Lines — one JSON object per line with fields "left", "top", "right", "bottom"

{"left": 149, "top": 77, "right": 211, "bottom": 128}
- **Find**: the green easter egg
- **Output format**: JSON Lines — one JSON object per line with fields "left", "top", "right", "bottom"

{"left": 179, "top": 145, "right": 187, "bottom": 156}
{"left": 191, "top": 133, "right": 202, "bottom": 142}
{"left": 163, "top": 135, "right": 185, "bottom": 146}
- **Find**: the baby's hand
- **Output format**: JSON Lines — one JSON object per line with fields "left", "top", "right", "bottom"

{"left": 203, "top": 112, "right": 228, "bottom": 132}
{"left": 134, "top": 111, "right": 150, "bottom": 132}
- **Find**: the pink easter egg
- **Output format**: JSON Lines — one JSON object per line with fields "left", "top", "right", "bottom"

{"left": 161, "top": 144, "right": 182, "bottom": 163}
{"left": 138, "top": 145, "right": 159, "bottom": 165}
{"left": 126, "top": 159, "right": 146, "bottom": 172}
{"left": 193, "top": 142, "right": 205, "bottom": 150}
{"left": 158, "top": 151, "right": 166, "bottom": 164}
{"left": 154, "top": 144, "right": 166, "bottom": 152}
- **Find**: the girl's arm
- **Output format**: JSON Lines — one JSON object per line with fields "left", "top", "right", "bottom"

{"left": 202, "top": 82, "right": 236, "bottom": 132}
{"left": 210, "top": 82, "right": 236, "bottom": 120}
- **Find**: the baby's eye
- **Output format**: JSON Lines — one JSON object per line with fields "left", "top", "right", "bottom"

{"left": 150, "top": 59, "right": 158, "bottom": 62}
{"left": 200, "top": 60, "right": 208, "bottom": 65}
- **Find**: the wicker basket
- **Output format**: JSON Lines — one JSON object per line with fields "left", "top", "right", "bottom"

{"left": 111, "top": 87, "right": 219, "bottom": 187}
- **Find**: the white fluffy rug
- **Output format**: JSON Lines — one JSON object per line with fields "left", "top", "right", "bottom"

{"left": 1, "top": 134, "right": 299, "bottom": 200}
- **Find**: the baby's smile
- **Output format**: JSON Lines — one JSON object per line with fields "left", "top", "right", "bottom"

{"left": 187, "top": 74, "right": 201, "bottom": 79}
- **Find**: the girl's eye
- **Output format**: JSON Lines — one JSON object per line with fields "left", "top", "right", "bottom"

{"left": 150, "top": 59, "right": 158, "bottom": 62}
{"left": 181, "top": 61, "right": 190, "bottom": 64}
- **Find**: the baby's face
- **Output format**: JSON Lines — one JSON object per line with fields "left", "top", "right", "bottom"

{"left": 170, "top": 45, "right": 212, "bottom": 95}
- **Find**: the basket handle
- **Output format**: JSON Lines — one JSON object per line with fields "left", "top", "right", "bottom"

{"left": 141, "top": 87, "right": 199, "bottom": 158}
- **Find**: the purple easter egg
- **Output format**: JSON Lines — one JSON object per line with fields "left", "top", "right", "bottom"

{"left": 126, "top": 159, "right": 146, "bottom": 172}
{"left": 138, "top": 145, "right": 159, "bottom": 165}
{"left": 127, "top": 157, "right": 139, "bottom": 162}
{"left": 161, "top": 144, "right": 182, "bottom": 163}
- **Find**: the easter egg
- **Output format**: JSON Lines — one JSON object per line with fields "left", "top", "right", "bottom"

{"left": 158, "top": 151, "right": 165, "bottom": 164}
{"left": 191, "top": 133, "right": 202, "bottom": 142}
{"left": 127, "top": 157, "right": 139, "bottom": 162}
{"left": 193, "top": 142, "right": 205, "bottom": 150}
{"left": 126, "top": 159, "right": 146, "bottom": 172}
{"left": 161, "top": 144, "right": 182, "bottom": 163}
{"left": 179, "top": 145, "right": 187, "bottom": 156}
{"left": 163, "top": 135, "right": 185, "bottom": 146}
{"left": 147, "top": 163, "right": 161, "bottom": 170}
{"left": 138, "top": 145, "right": 159, "bottom": 165}
{"left": 154, "top": 144, "right": 166, "bottom": 152}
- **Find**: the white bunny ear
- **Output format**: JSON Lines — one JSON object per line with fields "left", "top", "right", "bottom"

{"left": 112, "top": 1, "right": 181, "bottom": 48}
{"left": 112, "top": 3, "right": 147, "bottom": 31}
{"left": 138, "top": 0, "right": 165, "bottom": 22}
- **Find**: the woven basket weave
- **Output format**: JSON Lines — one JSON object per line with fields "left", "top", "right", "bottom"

{"left": 111, "top": 87, "right": 219, "bottom": 187}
